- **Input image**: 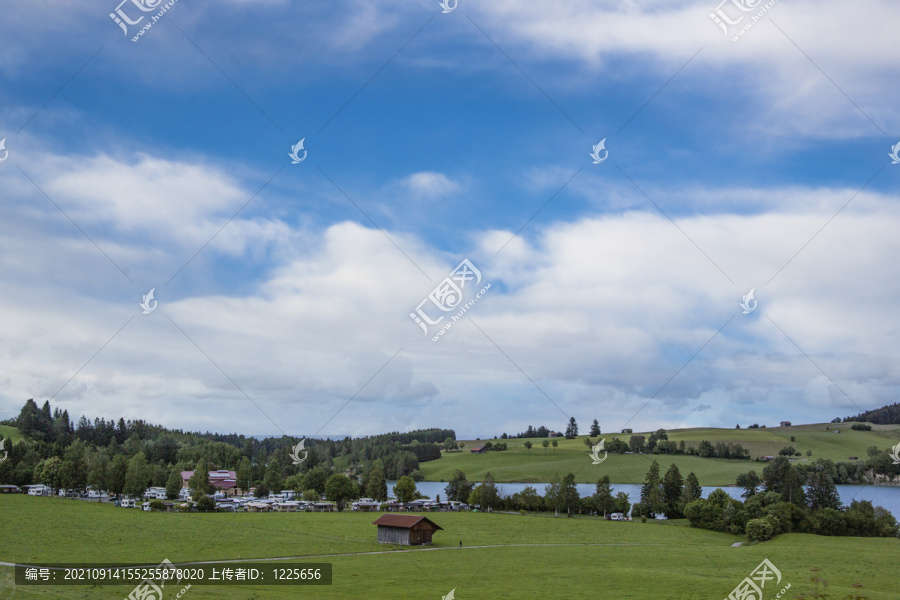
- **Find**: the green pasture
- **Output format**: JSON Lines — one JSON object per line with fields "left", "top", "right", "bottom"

{"left": 0, "top": 426, "right": 22, "bottom": 445}
{"left": 418, "top": 423, "right": 900, "bottom": 485}
{"left": 1, "top": 495, "right": 897, "bottom": 599}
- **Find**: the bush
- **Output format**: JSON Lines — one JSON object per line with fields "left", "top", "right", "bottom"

{"left": 195, "top": 496, "right": 217, "bottom": 512}
{"left": 641, "top": 516, "right": 647, "bottom": 523}
{"left": 746, "top": 518, "right": 774, "bottom": 542}
{"left": 148, "top": 500, "right": 167, "bottom": 511}
{"left": 850, "top": 423, "right": 871, "bottom": 431}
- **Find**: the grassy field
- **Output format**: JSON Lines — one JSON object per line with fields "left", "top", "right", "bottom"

{"left": 418, "top": 423, "right": 900, "bottom": 485}
{"left": 0, "top": 426, "right": 22, "bottom": 444}
{"left": 1, "top": 495, "right": 898, "bottom": 599}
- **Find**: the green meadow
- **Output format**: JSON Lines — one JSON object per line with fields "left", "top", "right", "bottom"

{"left": 0, "top": 426, "right": 23, "bottom": 445}
{"left": 1, "top": 495, "right": 898, "bottom": 599}
{"left": 417, "top": 423, "right": 900, "bottom": 485}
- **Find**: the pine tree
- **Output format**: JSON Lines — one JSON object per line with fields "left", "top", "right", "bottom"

{"left": 589, "top": 419, "right": 601, "bottom": 437}
{"left": 662, "top": 464, "right": 684, "bottom": 518}
{"left": 564, "top": 417, "right": 579, "bottom": 439}
{"left": 641, "top": 461, "right": 664, "bottom": 519}
{"left": 594, "top": 475, "right": 615, "bottom": 517}
{"left": 681, "top": 472, "right": 701, "bottom": 506}
{"left": 807, "top": 468, "right": 841, "bottom": 511}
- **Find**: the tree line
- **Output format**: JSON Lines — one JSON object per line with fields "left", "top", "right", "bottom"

{"left": 0, "top": 399, "right": 456, "bottom": 501}
{"left": 685, "top": 456, "right": 899, "bottom": 540}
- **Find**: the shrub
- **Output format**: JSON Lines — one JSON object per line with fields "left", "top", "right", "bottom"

{"left": 850, "top": 423, "right": 871, "bottom": 431}
{"left": 195, "top": 496, "right": 216, "bottom": 512}
{"left": 148, "top": 500, "right": 167, "bottom": 511}
{"left": 746, "top": 518, "right": 774, "bottom": 542}
{"left": 641, "top": 516, "right": 647, "bottom": 523}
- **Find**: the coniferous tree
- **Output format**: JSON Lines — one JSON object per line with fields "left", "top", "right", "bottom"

{"left": 594, "top": 475, "right": 616, "bottom": 517}
{"left": 807, "top": 468, "right": 841, "bottom": 511}
{"left": 662, "top": 463, "right": 684, "bottom": 518}
{"left": 589, "top": 419, "right": 601, "bottom": 437}
{"left": 641, "top": 461, "right": 664, "bottom": 520}
{"left": 682, "top": 472, "right": 702, "bottom": 505}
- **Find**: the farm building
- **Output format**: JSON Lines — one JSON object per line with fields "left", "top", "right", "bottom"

{"left": 780, "top": 421, "right": 792, "bottom": 427}
{"left": 621, "top": 428, "right": 633, "bottom": 434}
{"left": 372, "top": 515, "right": 443, "bottom": 546}
{"left": 180, "top": 469, "right": 239, "bottom": 496}
{"left": 470, "top": 446, "right": 486, "bottom": 454}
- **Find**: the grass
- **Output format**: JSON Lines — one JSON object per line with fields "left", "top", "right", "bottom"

{"left": 1, "top": 494, "right": 898, "bottom": 599}
{"left": 417, "top": 423, "right": 900, "bottom": 485}
{"left": 0, "top": 425, "right": 22, "bottom": 444}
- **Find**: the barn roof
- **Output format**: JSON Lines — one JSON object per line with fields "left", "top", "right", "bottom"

{"left": 372, "top": 515, "right": 443, "bottom": 530}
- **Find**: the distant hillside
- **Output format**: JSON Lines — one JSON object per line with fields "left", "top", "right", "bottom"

{"left": 844, "top": 402, "right": 900, "bottom": 425}
{"left": 419, "top": 423, "right": 900, "bottom": 486}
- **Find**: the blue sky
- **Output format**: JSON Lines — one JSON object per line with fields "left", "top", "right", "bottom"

{"left": 1, "top": 0, "right": 899, "bottom": 439}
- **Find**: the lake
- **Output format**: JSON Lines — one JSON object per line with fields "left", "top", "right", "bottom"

{"left": 388, "top": 481, "right": 900, "bottom": 517}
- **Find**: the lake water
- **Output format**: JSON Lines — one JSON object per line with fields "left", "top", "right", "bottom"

{"left": 389, "top": 481, "right": 900, "bottom": 517}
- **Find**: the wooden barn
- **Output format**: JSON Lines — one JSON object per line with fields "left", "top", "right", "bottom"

{"left": 372, "top": 515, "right": 443, "bottom": 546}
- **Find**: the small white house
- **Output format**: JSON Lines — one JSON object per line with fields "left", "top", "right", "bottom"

{"left": 610, "top": 513, "right": 626, "bottom": 521}
{"left": 27, "top": 485, "right": 51, "bottom": 496}
{"left": 120, "top": 498, "right": 136, "bottom": 508}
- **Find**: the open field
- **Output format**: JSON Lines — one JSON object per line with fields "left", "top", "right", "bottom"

{"left": 417, "top": 423, "right": 900, "bottom": 485}
{"left": 0, "top": 426, "right": 22, "bottom": 445}
{"left": 1, "top": 495, "right": 898, "bottom": 599}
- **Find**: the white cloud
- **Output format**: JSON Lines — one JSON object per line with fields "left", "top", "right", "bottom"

{"left": 400, "top": 171, "right": 461, "bottom": 199}
{"left": 2, "top": 163, "right": 898, "bottom": 436}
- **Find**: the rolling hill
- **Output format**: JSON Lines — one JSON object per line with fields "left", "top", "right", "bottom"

{"left": 418, "top": 422, "right": 900, "bottom": 486}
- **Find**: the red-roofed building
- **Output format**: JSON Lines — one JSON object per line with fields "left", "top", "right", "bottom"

{"left": 181, "top": 470, "right": 239, "bottom": 496}
{"left": 372, "top": 514, "right": 443, "bottom": 545}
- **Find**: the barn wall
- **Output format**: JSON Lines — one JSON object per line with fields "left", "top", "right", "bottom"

{"left": 377, "top": 526, "right": 411, "bottom": 545}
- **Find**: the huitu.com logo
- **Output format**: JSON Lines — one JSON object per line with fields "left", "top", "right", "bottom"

{"left": 889, "top": 142, "right": 900, "bottom": 165}
{"left": 726, "top": 559, "right": 788, "bottom": 600}
{"left": 290, "top": 439, "right": 308, "bottom": 465}
{"left": 588, "top": 438, "right": 608, "bottom": 464}
{"left": 709, "top": 0, "right": 780, "bottom": 42}
{"left": 740, "top": 288, "right": 757, "bottom": 314}
{"left": 110, "top": 0, "right": 180, "bottom": 42}
{"left": 439, "top": 0, "right": 457, "bottom": 14}
{"left": 140, "top": 288, "right": 157, "bottom": 314}
{"left": 410, "top": 259, "right": 491, "bottom": 342}
{"left": 889, "top": 442, "right": 900, "bottom": 465}
{"left": 589, "top": 138, "right": 608, "bottom": 164}
{"left": 0, "top": 138, "right": 8, "bottom": 164}
{"left": 289, "top": 139, "right": 307, "bottom": 164}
